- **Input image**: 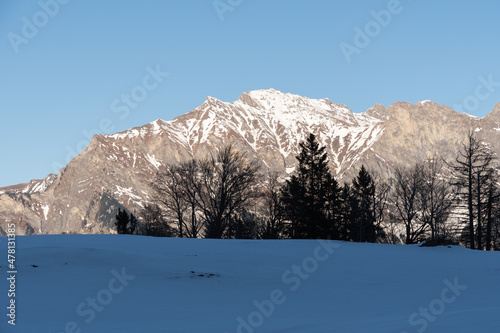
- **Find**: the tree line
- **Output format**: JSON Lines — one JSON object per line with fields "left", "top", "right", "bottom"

{"left": 115, "top": 132, "right": 500, "bottom": 250}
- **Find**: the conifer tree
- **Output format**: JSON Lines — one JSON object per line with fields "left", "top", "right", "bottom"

{"left": 129, "top": 213, "right": 137, "bottom": 235}
{"left": 351, "top": 165, "right": 377, "bottom": 242}
{"left": 115, "top": 209, "right": 138, "bottom": 235}
{"left": 115, "top": 208, "right": 129, "bottom": 234}
{"left": 282, "top": 133, "right": 340, "bottom": 239}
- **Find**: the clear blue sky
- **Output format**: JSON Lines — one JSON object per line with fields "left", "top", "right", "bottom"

{"left": 1, "top": 0, "right": 500, "bottom": 187}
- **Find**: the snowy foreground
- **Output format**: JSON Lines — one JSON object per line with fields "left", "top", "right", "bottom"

{"left": 0, "top": 235, "right": 499, "bottom": 333}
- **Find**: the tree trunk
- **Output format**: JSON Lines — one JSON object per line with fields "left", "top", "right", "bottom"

{"left": 406, "top": 222, "right": 411, "bottom": 244}
{"left": 486, "top": 188, "right": 493, "bottom": 251}
{"left": 468, "top": 162, "right": 475, "bottom": 249}
{"left": 477, "top": 172, "right": 482, "bottom": 250}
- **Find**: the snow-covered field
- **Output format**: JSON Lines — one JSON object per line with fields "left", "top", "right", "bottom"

{"left": 0, "top": 235, "right": 498, "bottom": 333}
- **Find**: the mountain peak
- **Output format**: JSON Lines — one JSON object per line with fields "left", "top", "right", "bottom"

{"left": 365, "top": 104, "right": 388, "bottom": 120}
{"left": 204, "top": 95, "right": 225, "bottom": 105}
{"left": 236, "top": 91, "right": 260, "bottom": 108}
{"left": 237, "top": 89, "right": 295, "bottom": 108}
{"left": 235, "top": 89, "right": 352, "bottom": 117}
{"left": 484, "top": 102, "right": 500, "bottom": 121}
{"left": 418, "top": 100, "right": 432, "bottom": 105}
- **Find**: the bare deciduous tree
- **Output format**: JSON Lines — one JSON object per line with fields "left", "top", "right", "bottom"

{"left": 481, "top": 167, "right": 500, "bottom": 250}
{"left": 419, "top": 158, "right": 454, "bottom": 241}
{"left": 261, "top": 172, "right": 285, "bottom": 239}
{"left": 393, "top": 164, "right": 427, "bottom": 244}
{"left": 194, "top": 145, "right": 261, "bottom": 239}
{"left": 451, "top": 132, "right": 494, "bottom": 249}
{"left": 177, "top": 160, "right": 203, "bottom": 238}
{"left": 152, "top": 146, "right": 260, "bottom": 239}
{"left": 373, "top": 173, "right": 391, "bottom": 243}
{"left": 152, "top": 164, "right": 188, "bottom": 238}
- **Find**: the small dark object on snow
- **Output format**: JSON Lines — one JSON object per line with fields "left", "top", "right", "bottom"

{"left": 420, "top": 238, "right": 458, "bottom": 247}
{"left": 190, "top": 271, "right": 219, "bottom": 278}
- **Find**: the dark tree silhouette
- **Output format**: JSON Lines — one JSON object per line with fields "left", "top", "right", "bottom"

{"left": 261, "top": 172, "right": 285, "bottom": 239}
{"left": 139, "top": 203, "right": 172, "bottom": 237}
{"left": 152, "top": 146, "right": 259, "bottom": 239}
{"left": 392, "top": 164, "right": 427, "bottom": 244}
{"left": 115, "top": 209, "right": 130, "bottom": 235}
{"left": 128, "top": 213, "right": 137, "bottom": 234}
{"left": 227, "top": 208, "right": 261, "bottom": 239}
{"left": 338, "top": 184, "right": 353, "bottom": 241}
{"left": 152, "top": 164, "right": 188, "bottom": 238}
{"left": 194, "top": 145, "right": 260, "bottom": 239}
{"left": 177, "top": 160, "right": 204, "bottom": 238}
{"left": 451, "top": 132, "right": 494, "bottom": 249}
{"left": 484, "top": 179, "right": 500, "bottom": 250}
{"left": 281, "top": 133, "right": 340, "bottom": 239}
{"left": 419, "top": 158, "right": 454, "bottom": 241}
{"left": 351, "top": 165, "right": 380, "bottom": 242}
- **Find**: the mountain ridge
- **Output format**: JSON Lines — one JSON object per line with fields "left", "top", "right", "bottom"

{"left": 1, "top": 89, "right": 499, "bottom": 235}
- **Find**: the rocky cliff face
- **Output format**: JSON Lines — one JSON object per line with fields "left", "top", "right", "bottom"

{"left": 1, "top": 89, "right": 499, "bottom": 235}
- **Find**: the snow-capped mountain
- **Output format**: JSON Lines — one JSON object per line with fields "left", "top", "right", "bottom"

{"left": 1, "top": 89, "right": 499, "bottom": 235}
{"left": 107, "top": 88, "right": 386, "bottom": 175}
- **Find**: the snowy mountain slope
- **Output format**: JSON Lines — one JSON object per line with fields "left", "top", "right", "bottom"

{"left": 0, "top": 89, "right": 499, "bottom": 235}
{"left": 0, "top": 174, "right": 56, "bottom": 195}
{"left": 0, "top": 235, "right": 498, "bottom": 332}
{"left": 107, "top": 89, "right": 386, "bottom": 174}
